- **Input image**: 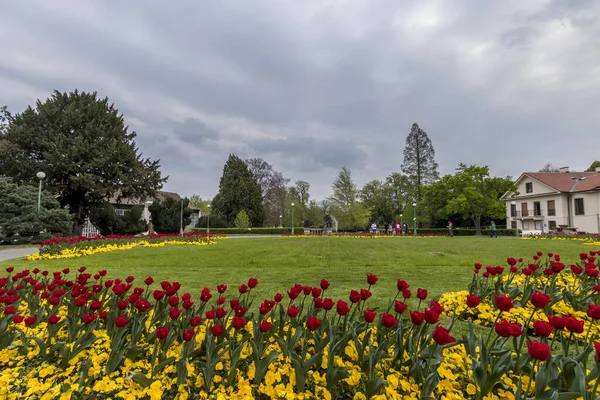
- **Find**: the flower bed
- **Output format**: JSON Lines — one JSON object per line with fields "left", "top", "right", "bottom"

{"left": 26, "top": 233, "right": 223, "bottom": 260}
{"left": 1, "top": 252, "right": 600, "bottom": 399}
{"left": 281, "top": 233, "right": 441, "bottom": 239}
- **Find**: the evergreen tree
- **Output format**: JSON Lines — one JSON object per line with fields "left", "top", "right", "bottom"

{"left": 0, "top": 177, "right": 71, "bottom": 239}
{"left": 148, "top": 197, "right": 191, "bottom": 233}
{"left": 0, "top": 90, "right": 165, "bottom": 235}
{"left": 234, "top": 210, "right": 250, "bottom": 230}
{"left": 213, "top": 155, "right": 264, "bottom": 227}
{"left": 401, "top": 123, "right": 439, "bottom": 201}
{"left": 89, "top": 203, "right": 147, "bottom": 235}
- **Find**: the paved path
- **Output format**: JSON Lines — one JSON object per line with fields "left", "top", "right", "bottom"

{"left": 0, "top": 247, "right": 38, "bottom": 262}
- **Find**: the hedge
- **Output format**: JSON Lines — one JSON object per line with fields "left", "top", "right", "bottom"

{"left": 192, "top": 227, "right": 521, "bottom": 236}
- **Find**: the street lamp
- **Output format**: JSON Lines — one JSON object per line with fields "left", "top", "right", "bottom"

{"left": 412, "top": 202, "right": 417, "bottom": 236}
{"left": 511, "top": 201, "right": 518, "bottom": 237}
{"left": 291, "top": 203, "right": 295, "bottom": 235}
{"left": 180, "top": 199, "right": 184, "bottom": 236}
{"left": 279, "top": 214, "right": 282, "bottom": 228}
{"left": 568, "top": 176, "right": 587, "bottom": 228}
{"left": 36, "top": 172, "right": 46, "bottom": 213}
{"left": 207, "top": 204, "right": 211, "bottom": 234}
{"left": 400, "top": 213, "right": 403, "bottom": 232}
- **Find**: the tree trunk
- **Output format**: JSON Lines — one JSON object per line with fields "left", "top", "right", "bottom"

{"left": 473, "top": 215, "right": 482, "bottom": 236}
{"left": 72, "top": 205, "right": 85, "bottom": 236}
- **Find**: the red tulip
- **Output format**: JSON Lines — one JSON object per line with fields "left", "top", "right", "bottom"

{"left": 260, "top": 320, "right": 272, "bottom": 333}
{"left": 182, "top": 329, "right": 195, "bottom": 341}
{"left": 211, "top": 324, "right": 224, "bottom": 337}
{"left": 587, "top": 304, "right": 600, "bottom": 320}
{"left": 233, "top": 316, "right": 248, "bottom": 330}
{"left": 494, "top": 295, "right": 513, "bottom": 312}
{"left": 48, "top": 315, "right": 61, "bottom": 325}
{"left": 432, "top": 326, "right": 456, "bottom": 345}
{"left": 114, "top": 315, "right": 129, "bottom": 328}
{"left": 144, "top": 277, "right": 154, "bottom": 286}
{"left": 349, "top": 290, "right": 361, "bottom": 303}
{"left": 190, "top": 316, "right": 203, "bottom": 327}
{"left": 424, "top": 308, "right": 439, "bottom": 324}
{"left": 288, "top": 305, "right": 300, "bottom": 318}
{"left": 320, "top": 279, "right": 330, "bottom": 290}
{"left": 336, "top": 300, "right": 350, "bottom": 316}
{"left": 397, "top": 280, "right": 409, "bottom": 291}
{"left": 527, "top": 340, "right": 551, "bottom": 361}
{"left": 417, "top": 288, "right": 428, "bottom": 300}
{"left": 247, "top": 278, "right": 258, "bottom": 289}
{"left": 394, "top": 300, "right": 408, "bottom": 314}
{"left": 306, "top": 316, "right": 321, "bottom": 331}
{"left": 466, "top": 294, "right": 481, "bottom": 308}
{"left": 169, "top": 308, "right": 182, "bottom": 320}
{"left": 410, "top": 311, "right": 425, "bottom": 326}
{"left": 382, "top": 313, "right": 398, "bottom": 328}
{"left": 82, "top": 314, "right": 97, "bottom": 324}
{"left": 12, "top": 315, "right": 24, "bottom": 324}
{"left": 533, "top": 321, "right": 553, "bottom": 337}
{"left": 363, "top": 309, "right": 377, "bottom": 323}
{"left": 156, "top": 327, "right": 170, "bottom": 339}
{"left": 530, "top": 292, "right": 551, "bottom": 309}
{"left": 367, "top": 274, "right": 378, "bottom": 285}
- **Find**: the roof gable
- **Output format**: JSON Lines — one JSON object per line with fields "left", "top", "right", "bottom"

{"left": 525, "top": 172, "right": 600, "bottom": 193}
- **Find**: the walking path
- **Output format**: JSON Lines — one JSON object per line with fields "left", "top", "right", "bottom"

{"left": 0, "top": 247, "right": 38, "bottom": 262}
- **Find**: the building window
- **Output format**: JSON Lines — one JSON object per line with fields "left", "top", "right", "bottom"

{"left": 525, "top": 182, "right": 533, "bottom": 193}
{"left": 574, "top": 198, "right": 584, "bottom": 215}
{"left": 547, "top": 200, "right": 555, "bottom": 216}
{"left": 115, "top": 209, "right": 126, "bottom": 216}
{"left": 548, "top": 221, "right": 557, "bottom": 230}
{"left": 511, "top": 221, "right": 517, "bottom": 229}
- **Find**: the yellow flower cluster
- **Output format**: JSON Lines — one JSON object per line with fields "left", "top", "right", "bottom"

{"left": 0, "top": 317, "right": 534, "bottom": 400}
{"left": 25, "top": 237, "right": 224, "bottom": 261}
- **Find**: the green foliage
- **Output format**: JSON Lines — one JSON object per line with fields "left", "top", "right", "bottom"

{"left": 234, "top": 210, "right": 250, "bottom": 230}
{"left": 360, "top": 180, "right": 396, "bottom": 225}
{"left": 192, "top": 227, "right": 298, "bottom": 234}
{"left": 328, "top": 167, "right": 368, "bottom": 229}
{"left": 89, "top": 203, "right": 147, "bottom": 235}
{"left": 539, "top": 163, "right": 559, "bottom": 172}
{"left": 149, "top": 198, "right": 191, "bottom": 234}
{"left": 0, "top": 90, "right": 165, "bottom": 235}
{"left": 401, "top": 123, "right": 439, "bottom": 201}
{"left": 213, "top": 154, "right": 264, "bottom": 227}
{"left": 585, "top": 160, "right": 600, "bottom": 172}
{"left": 196, "top": 214, "right": 228, "bottom": 229}
{"left": 189, "top": 195, "right": 211, "bottom": 210}
{"left": 423, "top": 164, "right": 516, "bottom": 235}
{"left": 0, "top": 177, "right": 71, "bottom": 238}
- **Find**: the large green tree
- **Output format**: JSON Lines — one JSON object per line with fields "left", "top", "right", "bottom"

{"left": 213, "top": 154, "right": 264, "bottom": 227}
{"left": 423, "top": 164, "right": 515, "bottom": 235}
{"left": 586, "top": 161, "right": 600, "bottom": 172}
{"left": 246, "top": 158, "right": 289, "bottom": 227}
{"left": 329, "top": 167, "right": 368, "bottom": 230}
{"left": 89, "top": 203, "right": 147, "bottom": 235}
{"left": 149, "top": 197, "right": 191, "bottom": 233}
{"left": 0, "top": 91, "right": 165, "bottom": 235}
{"left": 360, "top": 180, "right": 395, "bottom": 225}
{"left": 401, "top": 123, "right": 439, "bottom": 201}
{"left": 0, "top": 177, "right": 71, "bottom": 239}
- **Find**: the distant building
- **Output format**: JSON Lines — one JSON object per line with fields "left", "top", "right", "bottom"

{"left": 82, "top": 191, "right": 199, "bottom": 237}
{"left": 501, "top": 167, "right": 600, "bottom": 235}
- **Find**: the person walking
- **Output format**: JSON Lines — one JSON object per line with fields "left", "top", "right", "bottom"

{"left": 371, "top": 222, "right": 377, "bottom": 234}
{"left": 395, "top": 220, "right": 400, "bottom": 235}
{"left": 490, "top": 221, "right": 498, "bottom": 238}
{"left": 402, "top": 222, "right": 408, "bottom": 235}
{"left": 447, "top": 221, "right": 454, "bottom": 237}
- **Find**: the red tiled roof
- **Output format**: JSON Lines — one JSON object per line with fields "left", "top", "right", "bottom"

{"left": 524, "top": 172, "right": 600, "bottom": 193}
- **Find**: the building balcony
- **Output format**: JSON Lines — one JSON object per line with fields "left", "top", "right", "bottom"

{"left": 511, "top": 210, "right": 544, "bottom": 219}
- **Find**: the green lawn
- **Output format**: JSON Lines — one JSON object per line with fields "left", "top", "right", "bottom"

{"left": 0, "top": 236, "right": 591, "bottom": 310}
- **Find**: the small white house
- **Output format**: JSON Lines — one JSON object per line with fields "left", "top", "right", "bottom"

{"left": 501, "top": 167, "right": 600, "bottom": 235}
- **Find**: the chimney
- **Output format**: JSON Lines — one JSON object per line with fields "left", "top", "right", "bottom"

{"left": 559, "top": 166, "right": 569, "bottom": 173}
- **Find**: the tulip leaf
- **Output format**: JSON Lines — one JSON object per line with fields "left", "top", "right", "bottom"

{"left": 557, "top": 392, "right": 587, "bottom": 400}
{"left": 129, "top": 372, "right": 152, "bottom": 388}
{"left": 365, "top": 377, "right": 385, "bottom": 397}
{"left": 421, "top": 371, "right": 439, "bottom": 399}
{"left": 154, "top": 357, "right": 176, "bottom": 375}
{"left": 325, "top": 367, "right": 349, "bottom": 391}
{"left": 570, "top": 362, "right": 587, "bottom": 400}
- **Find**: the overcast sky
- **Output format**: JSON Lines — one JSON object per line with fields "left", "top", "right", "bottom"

{"left": 2, "top": 0, "right": 599, "bottom": 200}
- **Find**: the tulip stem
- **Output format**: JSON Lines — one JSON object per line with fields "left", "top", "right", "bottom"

{"left": 485, "top": 311, "right": 503, "bottom": 349}
{"left": 591, "top": 368, "right": 600, "bottom": 399}
{"left": 524, "top": 360, "right": 537, "bottom": 398}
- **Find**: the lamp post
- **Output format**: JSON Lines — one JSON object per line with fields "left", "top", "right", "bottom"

{"left": 36, "top": 172, "right": 46, "bottom": 213}
{"left": 279, "top": 214, "right": 282, "bottom": 228}
{"left": 291, "top": 203, "right": 295, "bottom": 235}
{"left": 400, "top": 213, "right": 403, "bottom": 231}
{"left": 412, "top": 202, "right": 417, "bottom": 236}
{"left": 207, "top": 204, "right": 211, "bottom": 234}
{"left": 180, "top": 199, "right": 184, "bottom": 236}
{"left": 511, "top": 201, "right": 518, "bottom": 237}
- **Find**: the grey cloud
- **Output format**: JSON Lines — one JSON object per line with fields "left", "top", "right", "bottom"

{"left": 1, "top": 0, "right": 600, "bottom": 200}
{"left": 171, "top": 118, "right": 220, "bottom": 145}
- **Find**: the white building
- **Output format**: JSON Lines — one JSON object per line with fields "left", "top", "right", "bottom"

{"left": 501, "top": 167, "right": 600, "bottom": 235}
